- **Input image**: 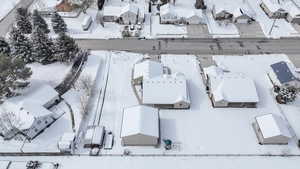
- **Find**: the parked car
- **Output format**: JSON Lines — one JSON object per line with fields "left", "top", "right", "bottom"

{"left": 82, "top": 15, "right": 93, "bottom": 31}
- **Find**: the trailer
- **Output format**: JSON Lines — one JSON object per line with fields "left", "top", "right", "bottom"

{"left": 84, "top": 126, "right": 105, "bottom": 148}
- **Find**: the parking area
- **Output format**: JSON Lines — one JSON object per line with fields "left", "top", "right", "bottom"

{"left": 236, "top": 22, "right": 265, "bottom": 38}
{"left": 187, "top": 24, "right": 210, "bottom": 38}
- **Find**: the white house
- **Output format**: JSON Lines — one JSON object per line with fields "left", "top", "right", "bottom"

{"left": 2, "top": 101, "right": 56, "bottom": 140}
{"left": 204, "top": 66, "right": 259, "bottom": 108}
{"left": 160, "top": 3, "right": 179, "bottom": 24}
{"left": 133, "top": 59, "right": 164, "bottom": 85}
{"left": 253, "top": 114, "right": 291, "bottom": 145}
{"left": 260, "top": 0, "right": 287, "bottom": 19}
{"left": 120, "top": 4, "right": 139, "bottom": 25}
{"left": 185, "top": 10, "right": 206, "bottom": 25}
{"left": 268, "top": 61, "right": 300, "bottom": 88}
{"left": 121, "top": 105, "right": 159, "bottom": 146}
{"left": 212, "top": 6, "right": 233, "bottom": 21}
{"left": 232, "top": 8, "right": 255, "bottom": 23}
{"left": 0, "top": 84, "right": 59, "bottom": 140}
{"left": 103, "top": 4, "right": 141, "bottom": 25}
{"left": 142, "top": 73, "right": 190, "bottom": 109}
{"left": 284, "top": 2, "right": 300, "bottom": 24}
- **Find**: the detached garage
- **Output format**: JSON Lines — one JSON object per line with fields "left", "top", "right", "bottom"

{"left": 121, "top": 105, "right": 159, "bottom": 146}
{"left": 253, "top": 114, "right": 292, "bottom": 145}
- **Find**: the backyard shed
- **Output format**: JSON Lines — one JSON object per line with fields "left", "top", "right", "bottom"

{"left": 121, "top": 105, "right": 159, "bottom": 146}
{"left": 253, "top": 114, "right": 291, "bottom": 145}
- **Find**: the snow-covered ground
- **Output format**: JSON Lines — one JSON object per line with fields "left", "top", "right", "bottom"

{"left": 248, "top": 0, "right": 300, "bottom": 38}
{"left": 0, "top": 0, "right": 20, "bottom": 21}
{"left": 87, "top": 51, "right": 300, "bottom": 156}
{"left": 2, "top": 156, "right": 300, "bottom": 169}
{"left": 28, "top": 62, "right": 72, "bottom": 88}
{"left": 151, "top": 16, "right": 187, "bottom": 38}
{"left": 0, "top": 52, "right": 103, "bottom": 153}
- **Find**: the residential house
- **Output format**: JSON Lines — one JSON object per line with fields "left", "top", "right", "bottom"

{"left": 160, "top": 3, "right": 179, "bottom": 24}
{"left": 284, "top": 2, "right": 300, "bottom": 24}
{"left": 253, "top": 114, "right": 291, "bottom": 144}
{"left": 103, "top": 4, "right": 141, "bottom": 24}
{"left": 142, "top": 73, "right": 190, "bottom": 109}
{"left": 204, "top": 66, "right": 259, "bottom": 108}
{"left": 260, "top": 0, "right": 287, "bottom": 19}
{"left": 185, "top": 10, "right": 206, "bottom": 25}
{"left": 121, "top": 105, "right": 159, "bottom": 146}
{"left": 268, "top": 61, "right": 300, "bottom": 88}
{"left": 0, "top": 84, "right": 60, "bottom": 140}
{"left": 132, "top": 59, "right": 164, "bottom": 85}
{"left": 232, "top": 8, "right": 255, "bottom": 23}
{"left": 212, "top": 6, "right": 233, "bottom": 21}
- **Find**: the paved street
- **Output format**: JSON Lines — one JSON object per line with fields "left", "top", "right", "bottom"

{"left": 0, "top": 0, "right": 34, "bottom": 36}
{"left": 76, "top": 38, "right": 300, "bottom": 56}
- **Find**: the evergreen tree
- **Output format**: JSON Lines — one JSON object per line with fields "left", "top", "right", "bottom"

{"left": 9, "top": 27, "right": 33, "bottom": 63}
{"left": 54, "top": 33, "right": 79, "bottom": 63}
{"left": 15, "top": 8, "right": 32, "bottom": 34}
{"left": 0, "top": 37, "right": 10, "bottom": 55}
{"left": 32, "top": 10, "right": 50, "bottom": 34}
{"left": 51, "top": 12, "right": 67, "bottom": 34}
{"left": 0, "top": 53, "right": 32, "bottom": 102}
{"left": 31, "top": 27, "right": 54, "bottom": 64}
{"left": 195, "top": 0, "right": 207, "bottom": 10}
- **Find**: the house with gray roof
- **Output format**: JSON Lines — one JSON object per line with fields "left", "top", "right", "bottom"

{"left": 268, "top": 61, "right": 300, "bottom": 88}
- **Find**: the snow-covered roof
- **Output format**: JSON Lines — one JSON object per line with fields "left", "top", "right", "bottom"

{"left": 121, "top": 105, "right": 159, "bottom": 138}
{"left": 104, "top": 4, "right": 139, "bottom": 17}
{"left": 261, "top": 0, "right": 286, "bottom": 13}
{"left": 133, "top": 59, "right": 164, "bottom": 81}
{"left": 160, "top": 3, "right": 176, "bottom": 16}
{"left": 256, "top": 114, "right": 291, "bottom": 139}
{"left": 1, "top": 101, "right": 52, "bottom": 130}
{"left": 206, "top": 67, "right": 259, "bottom": 103}
{"left": 24, "top": 84, "right": 59, "bottom": 107}
{"left": 232, "top": 7, "right": 255, "bottom": 18}
{"left": 270, "top": 61, "right": 298, "bottom": 84}
{"left": 283, "top": 1, "right": 300, "bottom": 17}
{"left": 143, "top": 73, "right": 190, "bottom": 105}
{"left": 121, "top": 4, "right": 139, "bottom": 15}
{"left": 61, "top": 132, "right": 76, "bottom": 141}
{"left": 30, "top": 0, "right": 63, "bottom": 11}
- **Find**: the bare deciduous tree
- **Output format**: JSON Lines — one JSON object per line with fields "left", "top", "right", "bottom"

{"left": 0, "top": 111, "right": 23, "bottom": 138}
{"left": 75, "top": 75, "right": 93, "bottom": 118}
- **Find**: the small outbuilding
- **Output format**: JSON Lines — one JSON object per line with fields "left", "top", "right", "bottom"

{"left": 121, "top": 105, "right": 159, "bottom": 146}
{"left": 260, "top": 0, "right": 287, "bottom": 19}
{"left": 253, "top": 114, "right": 291, "bottom": 145}
{"left": 268, "top": 61, "right": 300, "bottom": 88}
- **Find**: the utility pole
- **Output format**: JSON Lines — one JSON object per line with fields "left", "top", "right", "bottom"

{"left": 269, "top": 19, "right": 277, "bottom": 36}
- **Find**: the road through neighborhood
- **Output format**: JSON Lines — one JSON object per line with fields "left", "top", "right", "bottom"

{"left": 75, "top": 38, "right": 300, "bottom": 55}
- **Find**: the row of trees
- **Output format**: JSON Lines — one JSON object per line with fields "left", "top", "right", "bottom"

{"left": 0, "top": 8, "right": 82, "bottom": 101}
{"left": 8, "top": 8, "right": 78, "bottom": 64}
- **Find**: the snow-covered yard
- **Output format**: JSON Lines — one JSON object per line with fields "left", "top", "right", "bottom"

{"left": 0, "top": 0, "right": 20, "bottom": 21}
{"left": 0, "top": 52, "right": 103, "bottom": 153}
{"left": 90, "top": 51, "right": 300, "bottom": 156}
{"left": 248, "top": 0, "right": 300, "bottom": 38}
